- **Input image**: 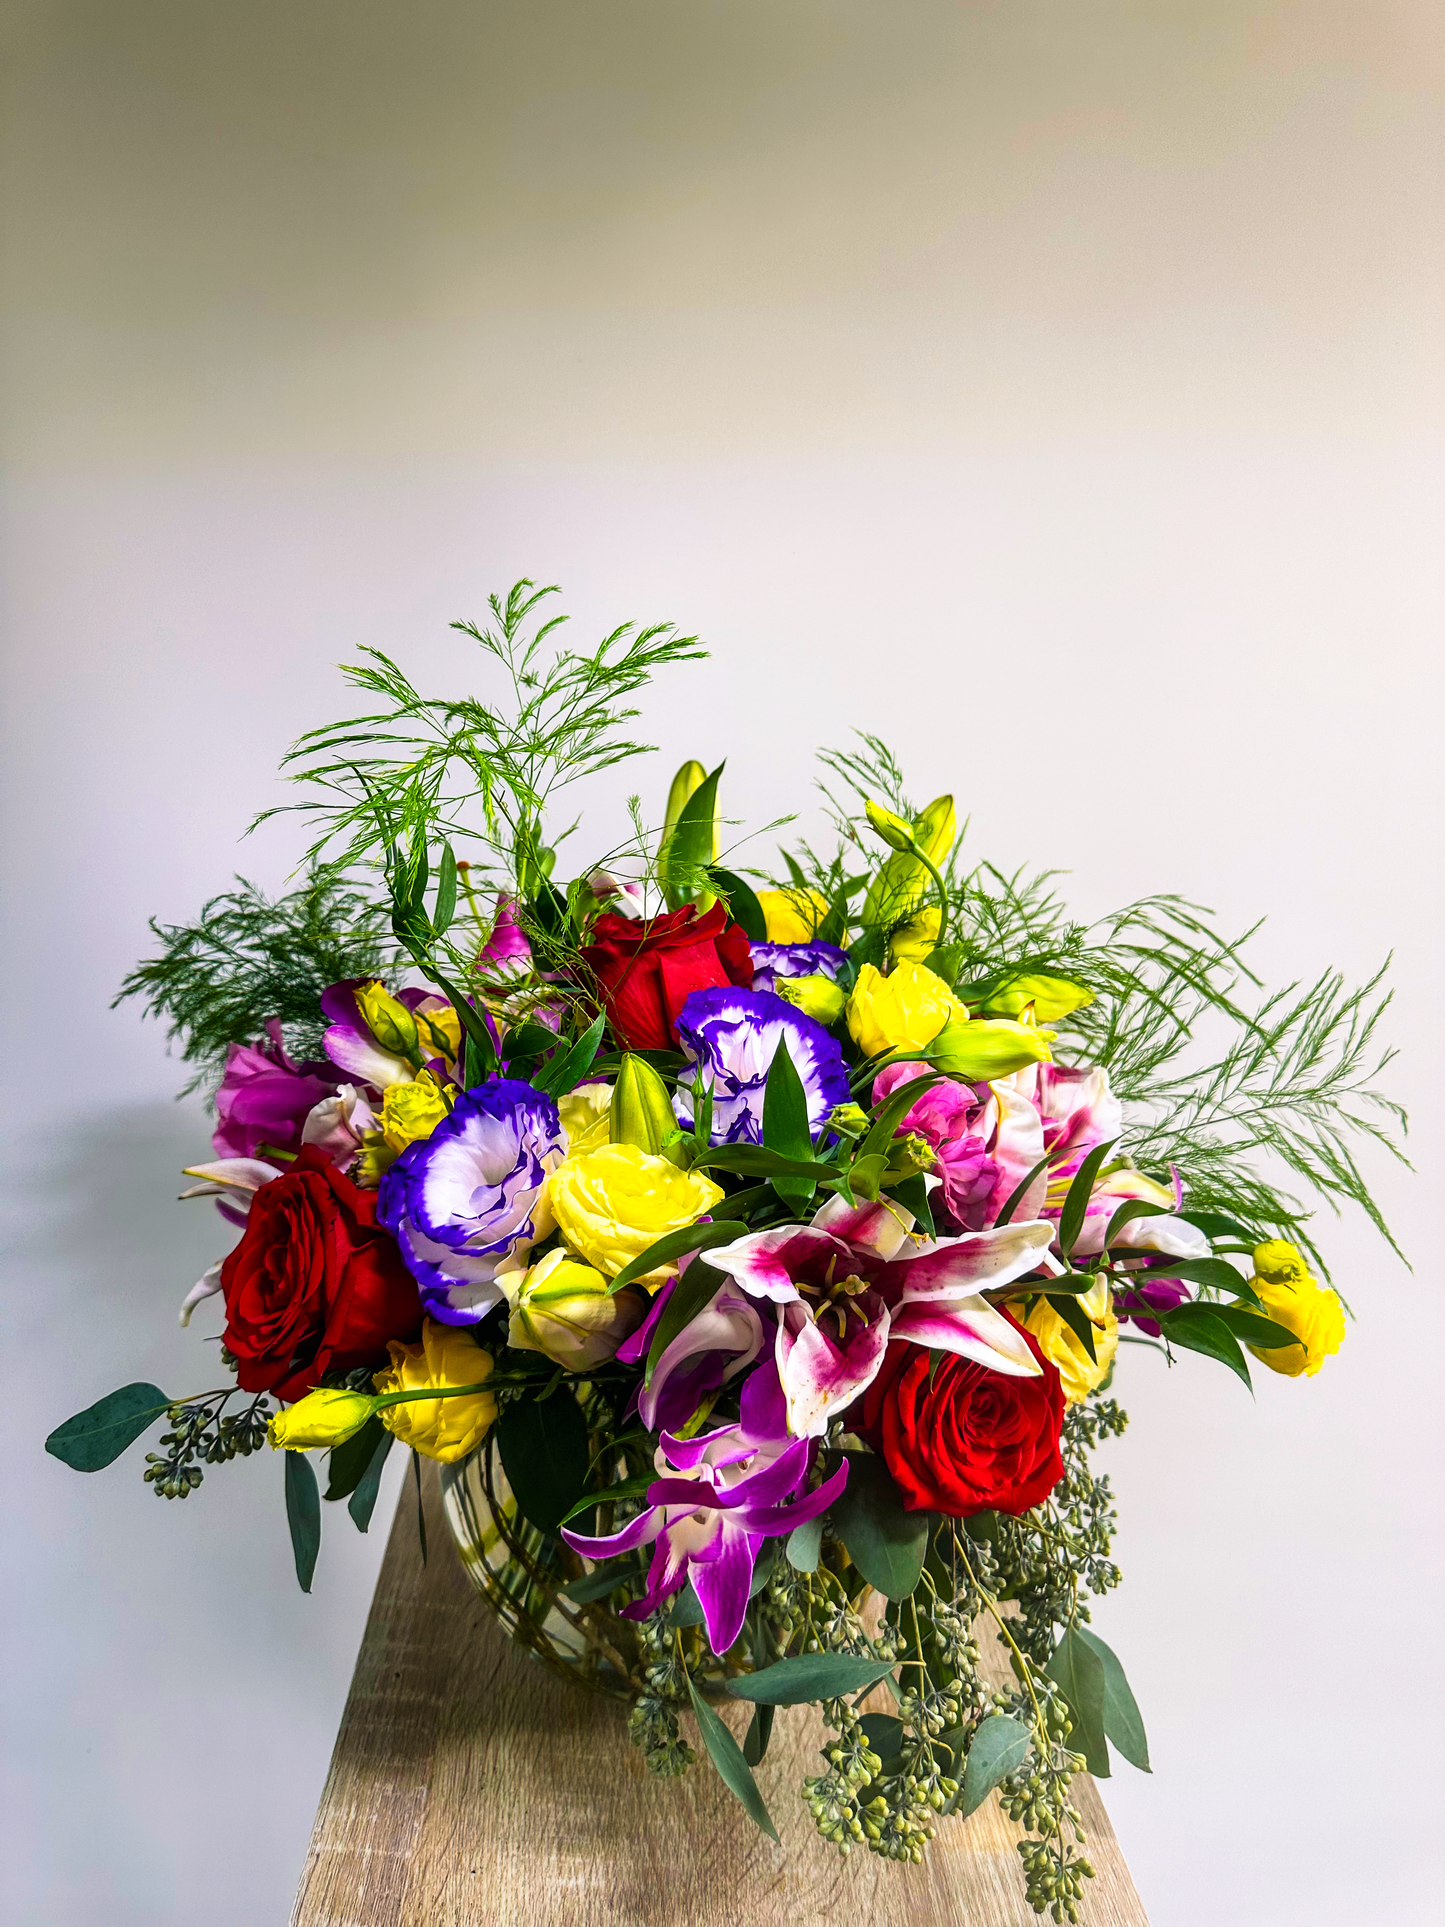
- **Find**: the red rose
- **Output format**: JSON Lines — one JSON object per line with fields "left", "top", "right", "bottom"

{"left": 855, "top": 1323, "right": 1065, "bottom": 1517}
{"left": 580, "top": 903, "right": 754, "bottom": 1052}
{"left": 220, "top": 1147, "right": 421, "bottom": 1404}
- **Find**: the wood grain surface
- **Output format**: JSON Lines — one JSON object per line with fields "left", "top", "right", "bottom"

{"left": 291, "top": 1463, "right": 1150, "bottom": 1927}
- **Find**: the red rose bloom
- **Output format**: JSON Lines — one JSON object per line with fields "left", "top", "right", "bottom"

{"left": 580, "top": 903, "right": 754, "bottom": 1052}
{"left": 220, "top": 1147, "right": 421, "bottom": 1404}
{"left": 855, "top": 1323, "right": 1065, "bottom": 1517}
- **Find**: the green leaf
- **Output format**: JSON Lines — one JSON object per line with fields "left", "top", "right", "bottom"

{"left": 497, "top": 1389, "right": 590, "bottom": 1531}
{"left": 763, "top": 1034, "right": 816, "bottom": 1207}
{"left": 995, "top": 1152, "right": 1052, "bottom": 1228}
{"left": 560, "top": 1560, "right": 644, "bottom": 1604}
{"left": 607, "top": 1219, "right": 743, "bottom": 1296}
{"left": 1209, "top": 1306, "right": 1305, "bottom": 1352}
{"left": 858, "top": 1713, "right": 908, "bottom": 1775}
{"left": 1167, "top": 1256, "right": 1256, "bottom": 1294}
{"left": 644, "top": 1260, "right": 726, "bottom": 1388}
{"left": 726, "top": 1653, "right": 897, "bottom": 1705}
{"left": 1177, "top": 1208, "right": 1257, "bottom": 1243}
{"left": 432, "top": 842, "right": 458, "bottom": 936}
{"left": 285, "top": 1450, "right": 321, "bottom": 1593}
{"left": 830, "top": 1453, "right": 932, "bottom": 1599}
{"left": 661, "top": 762, "right": 724, "bottom": 910}
{"left": 743, "top": 1703, "right": 775, "bottom": 1768}
{"left": 785, "top": 1515, "right": 823, "bottom": 1572}
{"left": 886, "top": 1171, "right": 935, "bottom": 1237}
{"left": 709, "top": 867, "right": 767, "bottom": 943}
{"left": 347, "top": 1426, "right": 395, "bottom": 1532}
{"left": 1058, "top": 1138, "right": 1119, "bottom": 1259}
{"left": 45, "top": 1382, "right": 170, "bottom": 1472}
{"left": 500, "top": 1021, "right": 564, "bottom": 1063}
{"left": 1045, "top": 1291, "right": 1098, "bottom": 1363}
{"left": 1075, "top": 1629, "right": 1150, "bottom": 1772}
{"left": 430, "top": 967, "right": 497, "bottom": 1077}
{"left": 859, "top": 1069, "right": 950, "bottom": 1162}
{"left": 688, "top": 1676, "right": 779, "bottom": 1842}
{"left": 324, "top": 1415, "right": 387, "bottom": 1501}
{"left": 960, "top": 1713, "right": 1034, "bottom": 1817}
{"left": 412, "top": 1445, "right": 428, "bottom": 1563}
{"left": 1045, "top": 1629, "right": 1109, "bottom": 1777}
{"left": 1159, "top": 1303, "right": 1254, "bottom": 1390}
{"left": 692, "top": 1145, "right": 838, "bottom": 1181}
{"left": 559, "top": 1473, "right": 655, "bottom": 1526}
{"left": 532, "top": 1011, "right": 606, "bottom": 1099}
{"left": 1102, "top": 1197, "right": 1168, "bottom": 1248}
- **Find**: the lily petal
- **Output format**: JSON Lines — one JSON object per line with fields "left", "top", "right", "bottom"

{"left": 705, "top": 1225, "right": 848, "bottom": 1303}
{"left": 812, "top": 1192, "right": 916, "bottom": 1261}
{"left": 887, "top": 1295, "right": 1042, "bottom": 1375}
{"left": 777, "top": 1300, "right": 893, "bottom": 1438}
{"left": 178, "top": 1260, "right": 224, "bottom": 1328}
{"left": 882, "top": 1219, "right": 1056, "bottom": 1301}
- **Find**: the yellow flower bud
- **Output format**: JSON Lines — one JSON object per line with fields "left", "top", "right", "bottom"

{"left": 929, "top": 1016, "right": 1054, "bottom": 1080}
{"left": 504, "top": 1248, "right": 648, "bottom": 1371}
{"left": 267, "top": 1387, "right": 377, "bottom": 1451}
{"left": 756, "top": 888, "right": 830, "bottom": 943}
{"left": 774, "top": 974, "right": 847, "bottom": 1025}
{"left": 846, "top": 961, "right": 966, "bottom": 1058}
{"left": 861, "top": 795, "right": 956, "bottom": 928}
{"left": 610, "top": 1053, "right": 680, "bottom": 1156}
{"left": 547, "top": 1142, "right": 724, "bottom": 1283}
{"left": 558, "top": 1080, "right": 612, "bottom": 1156}
{"left": 1245, "top": 1243, "right": 1344, "bottom": 1377}
{"left": 864, "top": 798, "right": 916, "bottom": 853}
{"left": 356, "top": 981, "right": 420, "bottom": 1058}
{"left": 380, "top": 1071, "right": 451, "bottom": 1154}
{"left": 1024, "top": 1279, "right": 1118, "bottom": 1404}
{"left": 373, "top": 1320, "right": 497, "bottom": 1462}
{"left": 412, "top": 1003, "right": 462, "bottom": 1063}
{"left": 979, "top": 973, "right": 1094, "bottom": 1023}
{"left": 889, "top": 907, "right": 942, "bottom": 964}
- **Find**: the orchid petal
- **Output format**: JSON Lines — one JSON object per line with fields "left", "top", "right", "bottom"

{"left": 690, "top": 1525, "right": 759, "bottom": 1655}
{"left": 738, "top": 1456, "right": 850, "bottom": 1535}
{"left": 561, "top": 1505, "right": 665, "bottom": 1562}
{"left": 637, "top": 1285, "right": 764, "bottom": 1431}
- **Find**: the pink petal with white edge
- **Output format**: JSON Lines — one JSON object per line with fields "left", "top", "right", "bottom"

{"left": 812, "top": 1191, "right": 915, "bottom": 1261}
{"left": 883, "top": 1219, "right": 1055, "bottom": 1301}
{"left": 776, "top": 1302, "right": 893, "bottom": 1438}
{"left": 887, "top": 1297, "right": 1041, "bottom": 1375}
{"left": 705, "top": 1225, "right": 847, "bottom": 1303}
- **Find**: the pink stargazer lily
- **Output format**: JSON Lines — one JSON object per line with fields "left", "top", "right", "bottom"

{"left": 705, "top": 1195, "right": 1056, "bottom": 1438}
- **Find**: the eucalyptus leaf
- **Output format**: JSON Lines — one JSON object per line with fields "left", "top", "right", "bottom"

{"left": 960, "top": 1713, "right": 1034, "bottom": 1816}
{"left": 1045, "top": 1290, "right": 1098, "bottom": 1362}
{"left": 858, "top": 1713, "right": 908, "bottom": 1775}
{"left": 497, "top": 1389, "right": 590, "bottom": 1531}
{"left": 1101, "top": 1196, "right": 1168, "bottom": 1248}
{"left": 1075, "top": 1629, "right": 1150, "bottom": 1772}
{"left": 45, "top": 1382, "right": 171, "bottom": 1472}
{"left": 560, "top": 1560, "right": 644, "bottom": 1604}
{"left": 347, "top": 1426, "right": 395, "bottom": 1533}
{"left": 828, "top": 1454, "right": 931, "bottom": 1600}
{"left": 743, "top": 1703, "right": 775, "bottom": 1768}
{"left": 785, "top": 1515, "right": 823, "bottom": 1572}
{"left": 559, "top": 1472, "right": 654, "bottom": 1525}
{"left": 284, "top": 1450, "right": 321, "bottom": 1594}
{"left": 324, "top": 1415, "right": 386, "bottom": 1501}
{"left": 1045, "top": 1629, "right": 1109, "bottom": 1777}
{"left": 725, "top": 1653, "right": 896, "bottom": 1705}
{"left": 689, "top": 1676, "right": 779, "bottom": 1842}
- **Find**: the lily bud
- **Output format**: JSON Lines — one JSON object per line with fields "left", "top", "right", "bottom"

{"left": 356, "top": 981, "right": 420, "bottom": 1058}
{"left": 864, "top": 799, "right": 916, "bottom": 853}
{"left": 504, "top": 1249, "right": 649, "bottom": 1371}
{"left": 775, "top": 974, "right": 847, "bottom": 1025}
{"left": 928, "top": 1016, "right": 1054, "bottom": 1080}
{"left": 610, "top": 1053, "right": 679, "bottom": 1156}
{"left": 268, "top": 1388, "right": 377, "bottom": 1452}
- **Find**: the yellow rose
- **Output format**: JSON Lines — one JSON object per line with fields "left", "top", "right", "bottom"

{"left": 558, "top": 1080, "right": 612, "bottom": 1156}
{"left": 380, "top": 1071, "right": 452, "bottom": 1153}
{"left": 373, "top": 1319, "right": 497, "bottom": 1462}
{"left": 268, "top": 1387, "right": 377, "bottom": 1451}
{"left": 846, "top": 961, "right": 966, "bottom": 1058}
{"left": 504, "top": 1248, "right": 648, "bottom": 1370}
{"left": 547, "top": 1142, "right": 724, "bottom": 1282}
{"left": 889, "top": 906, "right": 941, "bottom": 964}
{"left": 756, "top": 887, "right": 830, "bottom": 942}
{"left": 1024, "top": 1278, "right": 1118, "bottom": 1403}
{"left": 1245, "top": 1242, "right": 1344, "bottom": 1377}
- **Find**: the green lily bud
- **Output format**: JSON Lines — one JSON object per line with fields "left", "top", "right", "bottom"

{"left": 977, "top": 972, "right": 1094, "bottom": 1023}
{"left": 775, "top": 973, "right": 847, "bottom": 1025}
{"left": 928, "top": 1015, "right": 1054, "bottom": 1080}
{"left": 664, "top": 760, "right": 707, "bottom": 840}
{"left": 610, "top": 1052, "right": 680, "bottom": 1156}
{"left": 861, "top": 793, "right": 956, "bottom": 928}
{"left": 356, "top": 981, "right": 420, "bottom": 1058}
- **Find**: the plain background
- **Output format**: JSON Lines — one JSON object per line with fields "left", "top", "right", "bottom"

{"left": 3, "top": 4, "right": 1442, "bottom": 1923}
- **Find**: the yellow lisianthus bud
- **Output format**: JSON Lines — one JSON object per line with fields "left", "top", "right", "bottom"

{"left": 775, "top": 974, "right": 847, "bottom": 1025}
{"left": 380, "top": 1071, "right": 451, "bottom": 1154}
{"left": 861, "top": 794, "right": 956, "bottom": 928}
{"left": 547, "top": 1142, "right": 724, "bottom": 1283}
{"left": 610, "top": 1053, "right": 679, "bottom": 1155}
{"left": 373, "top": 1320, "right": 497, "bottom": 1462}
{"left": 864, "top": 798, "right": 916, "bottom": 853}
{"left": 503, "top": 1248, "right": 648, "bottom": 1371}
{"left": 268, "top": 1387, "right": 378, "bottom": 1452}
{"left": 413, "top": 1003, "right": 462, "bottom": 1063}
{"left": 558, "top": 1081, "right": 612, "bottom": 1156}
{"left": 979, "top": 973, "right": 1094, "bottom": 1023}
{"left": 929, "top": 1016, "right": 1054, "bottom": 1080}
{"left": 356, "top": 982, "right": 420, "bottom": 1058}
{"left": 846, "top": 961, "right": 966, "bottom": 1058}
{"left": 889, "top": 907, "right": 942, "bottom": 964}
{"left": 1024, "top": 1278, "right": 1118, "bottom": 1404}
{"left": 1245, "top": 1242, "right": 1344, "bottom": 1377}
{"left": 756, "top": 888, "right": 830, "bottom": 942}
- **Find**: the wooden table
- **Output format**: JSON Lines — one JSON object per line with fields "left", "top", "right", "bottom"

{"left": 291, "top": 1463, "right": 1150, "bottom": 1926}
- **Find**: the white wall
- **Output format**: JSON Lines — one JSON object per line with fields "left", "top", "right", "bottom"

{"left": 3, "top": 5, "right": 1441, "bottom": 1922}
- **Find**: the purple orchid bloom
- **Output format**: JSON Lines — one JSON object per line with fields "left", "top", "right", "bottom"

{"left": 748, "top": 940, "right": 849, "bottom": 992}
{"left": 562, "top": 1362, "right": 848, "bottom": 1655}
{"left": 706, "top": 1194, "right": 1055, "bottom": 1437}
{"left": 481, "top": 894, "right": 531, "bottom": 974}
{"left": 211, "top": 1021, "right": 339, "bottom": 1164}
{"left": 673, "top": 987, "right": 850, "bottom": 1146}
{"left": 376, "top": 1078, "right": 564, "bottom": 1323}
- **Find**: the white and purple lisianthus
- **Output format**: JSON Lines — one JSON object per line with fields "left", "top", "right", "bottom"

{"left": 748, "top": 939, "right": 849, "bottom": 992}
{"left": 673, "top": 986, "right": 850, "bottom": 1146}
{"left": 377, "top": 1078, "right": 565, "bottom": 1323}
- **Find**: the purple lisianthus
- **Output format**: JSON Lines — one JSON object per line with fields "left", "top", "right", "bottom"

{"left": 377, "top": 1078, "right": 564, "bottom": 1323}
{"left": 748, "top": 940, "right": 849, "bottom": 993}
{"left": 212, "top": 1021, "right": 339, "bottom": 1165}
{"left": 673, "top": 987, "right": 850, "bottom": 1146}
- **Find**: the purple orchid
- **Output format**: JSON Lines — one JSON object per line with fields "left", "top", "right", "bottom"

{"left": 481, "top": 894, "right": 531, "bottom": 974}
{"left": 706, "top": 1194, "right": 1055, "bottom": 1437}
{"left": 1112, "top": 1272, "right": 1193, "bottom": 1334}
{"left": 211, "top": 1021, "right": 339, "bottom": 1164}
{"left": 562, "top": 1362, "right": 848, "bottom": 1655}
{"left": 673, "top": 987, "right": 850, "bottom": 1146}
{"left": 748, "top": 940, "right": 849, "bottom": 992}
{"left": 376, "top": 1079, "right": 564, "bottom": 1323}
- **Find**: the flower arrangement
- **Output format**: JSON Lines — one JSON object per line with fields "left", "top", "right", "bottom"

{"left": 48, "top": 583, "right": 1403, "bottom": 1921}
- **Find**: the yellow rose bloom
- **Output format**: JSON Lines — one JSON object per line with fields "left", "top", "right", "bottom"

{"left": 380, "top": 1071, "right": 452, "bottom": 1154}
{"left": 846, "top": 961, "right": 966, "bottom": 1058}
{"left": 547, "top": 1142, "right": 724, "bottom": 1282}
{"left": 268, "top": 1387, "right": 377, "bottom": 1451}
{"left": 889, "top": 906, "right": 942, "bottom": 964}
{"left": 1246, "top": 1241, "right": 1345, "bottom": 1378}
{"left": 558, "top": 1080, "right": 612, "bottom": 1156}
{"left": 1024, "top": 1278, "right": 1118, "bottom": 1403}
{"left": 756, "top": 887, "right": 830, "bottom": 942}
{"left": 504, "top": 1248, "right": 647, "bottom": 1370}
{"left": 373, "top": 1319, "right": 497, "bottom": 1462}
